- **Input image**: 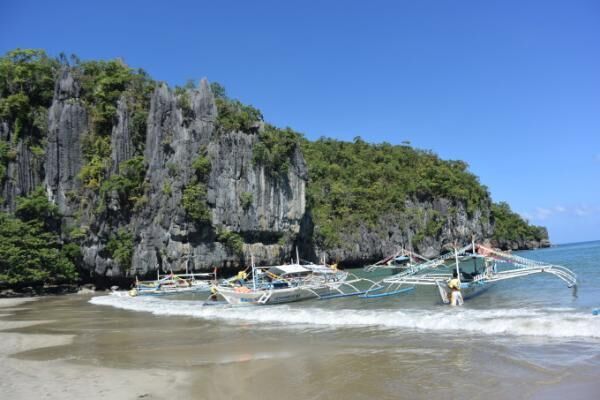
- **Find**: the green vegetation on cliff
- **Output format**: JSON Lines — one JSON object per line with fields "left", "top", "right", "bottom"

{"left": 491, "top": 202, "right": 548, "bottom": 244}
{"left": 105, "top": 228, "right": 134, "bottom": 268}
{"left": 0, "top": 49, "right": 58, "bottom": 143}
{"left": 183, "top": 152, "right": 212, "bottom": 224}
{"left": 253, "top": 124, "right": 300, "bottom": 178}
{"left": 100, "top": 156, "right": 147, "bottom": 212}
{"left": 211, "top": 82, "right": 262, "bottom": 134}
{"left": 77, "top": 59, "right": 154, "bottom": 195}
{"left": 301, "top": 137, "right": 491, "bottom": 248}
{"left": 78, "top": 58, "right": 154, "bottom": 146}
{"left": 0, "top": 49, "right": 550, "bottom": 286}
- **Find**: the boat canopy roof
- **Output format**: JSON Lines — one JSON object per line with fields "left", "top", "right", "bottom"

{"left": 268, "top": 265, "right": 311, "bottom": 276}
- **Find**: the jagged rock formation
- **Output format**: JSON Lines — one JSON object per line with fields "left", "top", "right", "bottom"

{"left": 56, "top": 77, "right": 310, "bottom": 278}
{"left": 207, "top": 131, "right": 308, "bottom": 265}
{"left": 110, "top": 96, "right": 133, "bottom": 174}
{"left": 131, "top": 81, "right": 220, "bottom": 274}
{"left": 45, "top": 68, "right": 87, "bottom": 216}
{"left": 0, "top": 138, "right": 44, "bottom": 211}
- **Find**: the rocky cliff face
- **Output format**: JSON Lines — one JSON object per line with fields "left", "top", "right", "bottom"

{"left": 45, "top": 68, "right": 87, "bottom": 216}
{"left": 0, "top": 136, "right": 44, "bottom": 211}
{"left": 0, "top": 67, "right": 547, "bottom": 280}
{"left": 491, "top": 228, "right": 551, "bottom": 251}
{"left": 319, "top": 197, "right": 494, "bottom": 266}
{"left": 42, "top": 76, "right": 310, "bottom": 278}
{"left": 130, "top": 81, "right": 219, "bottom": 275}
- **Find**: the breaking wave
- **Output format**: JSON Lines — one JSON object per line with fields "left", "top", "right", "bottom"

{"left": 89, "top": 295, "right": 600, "bottom": 339}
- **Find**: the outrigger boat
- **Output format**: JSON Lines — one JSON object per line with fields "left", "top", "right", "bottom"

{"left": 363, "top": 243, "right": 577, "bottom": 304}
{"left": 128, "top": 271, "right": 214, "bottom": 297}
{"left": 364, "top": 248, "right": 431, "bottom": 273}
{"left": 215, "top": 254, "right": 376, "bottom": 306}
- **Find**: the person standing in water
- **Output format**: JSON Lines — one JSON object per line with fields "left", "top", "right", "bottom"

{"left": 448, "top": 271, "right": 463, "bottom": 306}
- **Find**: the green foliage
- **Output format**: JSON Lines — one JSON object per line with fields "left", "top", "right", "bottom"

{"left": 0, "top": 140, "right": 11, "bottom": 180}
{"left": 210, "top": 82, "right": 226, "bottom": 99}
{"left": 125, "top": 69, "right": 155, "bottom": 153}
{"left": 176, "top": 90, "right": 194, "bottom": 124}
{"left": 78, "top": 133, "right": 111, "bottom": 189}
{"left": 182, "top": 183, "right": 211, "bottom": 223}
{"left": 99, "top": 156, "right": 147, "bottom": 210}
{"left": 29, "top": 144, "right": 45, "bottom": 158}
{"left": 79, "top": 59, "right": 135, "bottom": 136}
{"left": 424, "top": 211, "right": 445, "bottom": 237}
{"left": 253, "top": 124, "right": 301, "bottom": 178}
{"left": 0, "top": 140, "right": 10, "bottom": 161}
{"left": 62, "top": 242, "right": 82, "bottom": 265}
{"left": 15, "top": 187, "right": 60, "bottom": 230}
{"left": 302, "top": 137, "right": 491, "bottom": 249}
{"left": 68, "top": 226, "right": 88, "bottom": 242}
{"left": 491, "top": 202, "right": 548, "bottom": 243}
{"left": 105, "top": 228, "right": 134, "bottom": 267}
{"left": 162, "top": 180, "right": 172, "bottom": 196}
{"left": 213, "top": 84, "right": 263, "bottom": 133}
{"left": 166, "top": 162, "right": 179, "bottom": 177}
{"left": 412, "top": 232, "right": 425, "bottom": 248}
{"left": 192, "top": 155, "right": 211, "bottom": 182}
{"left": 75, "top": 59, "right": 154, "bottom": 192}
{"left": 240, "top": 192, "right": 253, "bottom": 211}
{"left": 0, "top": 213, "right": 78, "bottom": 287}
{"left": 0, "top": 188, "right": 78, "bottom": 287}
{"left": 0, "top": 49, "right": 58, "bottom": 146}
{"left": 216, "top": 228, "right": 244, "bottom": 256}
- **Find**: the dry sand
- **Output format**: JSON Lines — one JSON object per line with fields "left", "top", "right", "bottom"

{"left": 0, "top": 297, "right": 190, "bottom": 400}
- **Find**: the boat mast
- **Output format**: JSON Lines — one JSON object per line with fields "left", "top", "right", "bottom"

{"left": 454, "top": 246, "right": 460, "bottom": 280}
{"left": 251, "top": 253, "right": 256, "bottom": 291}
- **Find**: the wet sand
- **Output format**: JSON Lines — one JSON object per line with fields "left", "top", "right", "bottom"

{"left": 0, "top": 297, "right": 189, "bottom": 400}
{"left": 1, "top": 294, "right": 599, "bottom": 400}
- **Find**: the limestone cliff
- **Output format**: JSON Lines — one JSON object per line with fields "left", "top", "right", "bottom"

{"left": 312, "top": 198, "right": 494, "bottom": 266}
{"left": 45, "top": 68, "right": 87, "bottom": 216}
{"left": 0, "top": 61, "right": 548, "bottom": 282}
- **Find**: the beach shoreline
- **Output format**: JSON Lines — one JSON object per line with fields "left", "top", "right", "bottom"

{"left": 2, "top": 294, "right": 600, "bottom": 400}
{"left": 0, "top": 297, "right": 189, "bottom": 400}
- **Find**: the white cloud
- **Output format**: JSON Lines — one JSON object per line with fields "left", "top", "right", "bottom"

{"left": 524, "top": 204, "right": 600, "bottom": 221}
{"left": 520, "top": 212, "right": 533, "bottom": 221}
{"left": 534, "top": 207, "right": 552, "bottom": 220}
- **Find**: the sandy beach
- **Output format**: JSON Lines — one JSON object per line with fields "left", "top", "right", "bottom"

{"left": 0, "top": 297, "right": 189, "bottom": 400}
{"left": 2, "top": 284, "right": 599, "bottom": 400}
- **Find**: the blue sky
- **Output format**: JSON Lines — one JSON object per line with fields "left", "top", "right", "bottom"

{"left": 2, "top": 0, "right": 599, "bottom": 243}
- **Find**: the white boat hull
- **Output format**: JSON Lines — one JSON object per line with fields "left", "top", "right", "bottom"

{"left": 437, "top": 279, "right": 493, "bottom": 304}
{"left": 216, "top": 285, "right": 337, "bottom": 305}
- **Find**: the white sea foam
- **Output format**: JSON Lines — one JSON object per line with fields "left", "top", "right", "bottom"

{"left": 89, "top": 295, "right": 600, "bottom": 339}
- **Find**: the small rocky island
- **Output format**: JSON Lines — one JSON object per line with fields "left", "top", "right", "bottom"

{"left": 0, "top": 49, "right": 549, "bottom": 290}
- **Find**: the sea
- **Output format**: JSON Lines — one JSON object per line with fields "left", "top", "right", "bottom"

{"left": 13, "top": 241, "right": 600, "bottom": 399}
